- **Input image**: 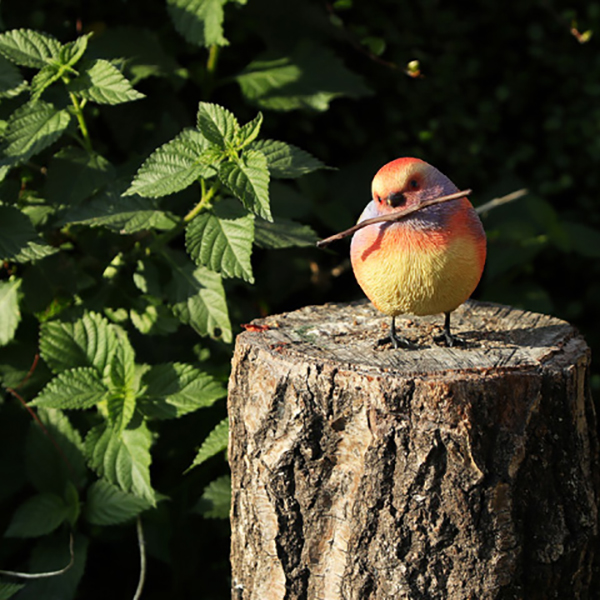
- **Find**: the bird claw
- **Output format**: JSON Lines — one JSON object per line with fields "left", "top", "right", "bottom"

{"left": 434, "top": 331, "right": 466, "bottom": 347}
{"left": 376, "top": 333, "right": 416, "bottom": 350}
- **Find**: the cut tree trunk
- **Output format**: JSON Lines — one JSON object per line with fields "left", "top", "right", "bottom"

{"left": 228, "top": 300, "right": 599, "bottom": 600}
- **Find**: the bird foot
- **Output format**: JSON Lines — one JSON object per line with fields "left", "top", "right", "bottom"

{"left": 377, "top": 333, "right": 416, "bottom": 350}
{"left": 434, "top": 331, "right": 466, "bottom": 347}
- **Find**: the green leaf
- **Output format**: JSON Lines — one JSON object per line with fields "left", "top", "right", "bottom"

{"left": 164, "top": 250, "right": 232, "bottom": 342}
{"left": 84, "top": 480, "right": 151, "bottom": 525}
{"left": 139, "top": 362, "right": 225, "bottom": 419}
{"left": 130, "top": 297, "right": 179, "bottom": 336}
{"left": 85, "top": 27, "right": 181, "bottom": 84}
{"left": 25, "top": 408, "right": 87, "bottom": 493}
{"left": 125, "top": 128, "right": 213, "bottom": 198}
{"left": 563, "top": 221, "right": 600, "bottom": 258}
{"left": 186, "top": 200, "right": 255, "bottom": 281}
{"left": 107, "top": 327, "right": 136, "bottom": 391}
{"left": 85, "top": 422, "right": 155, "bottom": 504}
{"left": 40, "top": 311, "right": 118, "bottom": 376}
{"left": 5, "top": 492, "right": 68, "bottom": 538}
{"left": 188, "top": 417, "right": 228, "bottom": 470}
{"left": 31, "top": 367, "right": 109, "bottom": 410}
{"left": 196, "top": 101, "right": 239, "bottom": 148}
{"left": 0, "top": 581, "right": 25, "bottom": 600}
{"left": 59, "top": 190, "right": 176, "bottom": 233}
{"left": 194, "top": 474, "right": 231, "bottom": 519}
{"left": 236, "top": 112, "right": 263, "bottom": 149}
{"left": 219, "top": 149, "right": 271, "bottom": 220}
{"left": 0, "top": 29, "right": 61, "bottom": 68}
{"left": 67, "top": 59, "right": 145, "bottom": 105}
{"left": 167, "top": 0, "right": 229, "bottom": 47}
{"left": 59, "top": 33, "right": 92, "bottom": 67}
{"left": 105, "top": 329, "right": 137, "bottom": 431}
{"left": 0, "top": 205, "right": 57, "bottom": 262}
{"left": 46, "top": 147, "right": 115, "bottom": 206}
{"left": 14, "top": 533, "right": 88, "bottom": 600}
{"left": 0, "top": 279, "right": 21, "bottom": 346}
{"left": 30, "top": 64, "right": 62, "bottom": 102}
{"left": 1, "top": 100, "right": 71, "bottom": 164}
{"left": 254, "top": 217, "right": 318, "bottom": 249}
{"left": 0, "top": 55, "right": 27, "bottom": 99}
{"left": 236, "top": 41, "right": 371, "bottom": 111}
{"left": 251, "top": 139, "right": 326, "bottom": 178}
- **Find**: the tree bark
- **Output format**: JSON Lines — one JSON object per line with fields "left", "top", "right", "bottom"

{"left": 228, "top": 300, "right": 599, "bottom": 600}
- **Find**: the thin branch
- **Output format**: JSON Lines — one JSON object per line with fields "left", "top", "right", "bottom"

{"left": 132, "top": 517, "right": 147, "bottom": 600}
{"left": 475, "top": 188, "right": 528, "bottom": 215}
{"left": 0, "top": 533, "right": 75, "bottom": 580}
{"left": 316, "top": 189, "right": 472, "bottom": 248}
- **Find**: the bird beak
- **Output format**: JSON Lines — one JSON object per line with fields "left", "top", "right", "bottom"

{"left": 386, "top": 192, "right": 407, "bottom": 208}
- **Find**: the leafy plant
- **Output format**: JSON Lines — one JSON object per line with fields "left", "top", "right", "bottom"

{"left": 0, "top": 14, "right": 328, "bottom": 599}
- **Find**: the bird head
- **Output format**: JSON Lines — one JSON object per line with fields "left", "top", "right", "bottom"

{"left": 371, "top": 157, "right": 458, "bottom": 214}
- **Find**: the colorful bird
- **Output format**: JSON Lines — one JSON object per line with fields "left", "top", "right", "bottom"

{"left": 350, "top": 157, "right": 486, "bottom": 348}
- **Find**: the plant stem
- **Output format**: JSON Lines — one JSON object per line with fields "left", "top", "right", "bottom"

{"left": 183, "top": 181, "right": 219, "bottom": 223}
{"left": 204, "top": 44, "right": 220, "bottom": 98}
{"left": 68, "top": 91, "right": 93, "bottom": 153}
{"left": 149, "top": 180, "right": 220, "bottom": 252}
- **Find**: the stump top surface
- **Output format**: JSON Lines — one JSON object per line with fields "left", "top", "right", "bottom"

{"left": 238, "top": 300, "right": 585, "bottom": 376}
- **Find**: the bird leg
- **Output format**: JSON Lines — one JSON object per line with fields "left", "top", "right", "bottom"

{"left": 377, "top": 316, "right": 415, "bottom": 349}
{"left": 434, "top": 312, "right": 466, "bottom": 347}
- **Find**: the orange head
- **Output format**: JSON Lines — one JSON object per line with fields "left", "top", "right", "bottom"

{"left": 370, "top": 157, "right": 459, "bottom": 218}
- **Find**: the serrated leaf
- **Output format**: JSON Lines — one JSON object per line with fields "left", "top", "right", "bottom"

{"left": 46, "top": 147, "right": 115, "bottom": 206}
{"left": 196, "top": 102, "right": 239, "bottom": 148}
{"left": 236, "top": 41, "right": 371, "bottom": 111}
{"left": 186, "top": 200, "right": 254, "bottom": 281}
{"left": 0, "top": 205, "right": 57, "bottom": 263}
{"left": 85, "top": 422, "right": 155, "bottom": 504}
{"left": 0, "top": 581, "right": 25, "bottom": 600}
{"left": 1, "top": 100, "right": 71, "bottom": 165}
{"left": 254, "top": 217, "right": 318, "bottom": 249}
{"left": 85, "top": 27, "right": 180, "bottom": 84}
{"left": 0, "top": 279, "right": 21, "bottom": 346}
{"left": 125, "top": 128, "right": 213, "bottom": 198}
{"left": 5, "top": 492, "right": 68, "bottom": 538}
{"left": 139, "top": 362, "right": 225, "bottom": 419}
{"left": 67, "top": 59, "right": 145, "bottom": 105}
{"left": 164, "top": 250, "right": 232, "bottom": 342}
{"left": 0, "top": 29, "right": 61, "bottom": 68}
{"left": 251, "top": 139, "right": 325, "bottom": 178}
{"left": 59, "top": 190, "right": 176, "bottom": 233}
{"left": 107, "top": 326, "right": 136, "bottom": 391}
{"left": 219, "top": 149, "right": 271, "bottom": 220}
{"left": 30, "top": 64, "right": 62, "bottom": 102}
{"left": 84, "top": 480, "right": 151, "bottom": 525}
{"left": 236, "top": 112, "right": 262, "bottom": 149}
{"left": 194, "top": 474, "right": 230, "bottom": 519}
{"left": 40, "top": 311, "right": 118, "bottom": 376}
{"left": 167, "top": 0, "right": 229, "bottom": 47}
{"left": 188, "top": 417, "right": 228, "bottom": 470}
{"left": 0, "top": 55, "right": 27, "bottom": 99}
{"left": 30, "top": 367, "right": 108, "bottom": 410}
{"left": 25, "top": 408, "right": 87, "bottom": 494}
{"left": 59, "top": 33, "right": 92, "bottom": 67}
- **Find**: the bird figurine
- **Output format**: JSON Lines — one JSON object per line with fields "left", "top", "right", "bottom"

{"left": 350, "top": 157, "right": 486, "bottom": 348}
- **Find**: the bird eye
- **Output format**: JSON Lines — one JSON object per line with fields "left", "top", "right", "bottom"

{"left": 409, "top": 179, "right": 419, "bottom": 189}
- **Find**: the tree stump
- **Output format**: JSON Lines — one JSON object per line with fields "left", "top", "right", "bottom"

{"left": 227, "top": 300, "right": 599, "bottom": 600}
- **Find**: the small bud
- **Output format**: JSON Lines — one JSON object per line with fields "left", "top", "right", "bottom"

{"left": 406, "top": 60, "right": 422, "bottom": 78}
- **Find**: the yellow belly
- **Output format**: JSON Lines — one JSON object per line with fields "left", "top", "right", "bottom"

{"left": 351, "top": 230, "right": 483, "bottom": 317}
